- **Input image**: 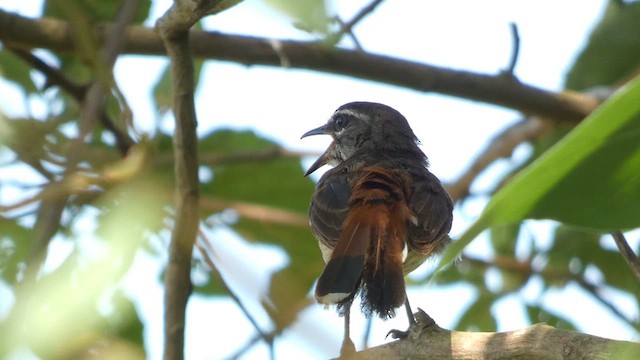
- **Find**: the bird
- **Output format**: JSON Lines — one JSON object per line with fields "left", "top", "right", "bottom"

{"left": 302, "top": 101, "right": 453, "bottom": 356}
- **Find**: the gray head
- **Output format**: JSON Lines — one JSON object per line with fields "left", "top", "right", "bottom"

{"left": 302, "top": 102, "right": 425, "bottom": 176}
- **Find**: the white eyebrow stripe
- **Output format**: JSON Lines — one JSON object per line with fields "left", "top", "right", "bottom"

{"left": 335, "top": 109, "right": 369, "bottom": 122}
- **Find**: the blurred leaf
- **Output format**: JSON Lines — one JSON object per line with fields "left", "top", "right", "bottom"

{"left": 546, "top": 225, "right": 601, "bottom": 272}
{"left": 566, "top": 2, "right": 640, "bottom": 90}
{"left": 440, "top": 75, "right": 640, "bottom": 269}
{"left": 199, "top": 129, "right": 322, "bottom": 328}
{"left": 45, "top": 0, "right": 150, "bottom": 24}
{"left": 201, "top": 129, "right": 312, "bottom": 212}
{"left": 95, "top": 174, "right": 170, "bottom": 245}
{"left": 2, "top": 175, "right": 162, "bottom": 357}
{"left": 455, "top": 292, "right": 496, "bottom": 331}
{"left": 192, "top": 277, "right": 226, "bottom": 296}
{"left": 152, "top": 59, "right": 204, "bottom": 116}
{"left": 3, "top": 118, "right": 57, "bottom": 175}
{"left": 0, "top": 51, "right": 38, "bottom": 93}
{"left": 262, "top": 0, "right": 331, "bottom": 35}
{"left": 106, "top": 291, "right": 146, "bottom": 350}
{"left": 490, "top": 223, "right": 521, "bottom": 257}
{"left": 546, "top": 226, "right": 640, "bottom": 294}
{"left": 0, "top": 217, "right": 32, "bottom": 285}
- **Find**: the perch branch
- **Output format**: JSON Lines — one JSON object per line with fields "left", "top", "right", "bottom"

{"left": 351, "top": 319, "right": 640, "bottom": 359}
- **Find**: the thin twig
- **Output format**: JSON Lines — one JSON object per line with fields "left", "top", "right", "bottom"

{"left": 200, "top": 197, "right": 309, "bottom": 227}
{"left": 611, "top": 231, "right": 640, "bottom": 284}
{"left": 71, "top": 0, "right": 141, "bottom": 154}
{"left": 327, "top": 0, "right": 384, "bottom": 48}
{"left": 195, "top": 235, "right": 273, "bottom": 346}
{"left": 331, "top": 16, "right": 364, "bottom": 50}
{"left": 8, "top": 48, "right": 135, "bottom": 155}
{"left": 8, "top": 47, "right": 86, "bottom": 97}
{"left": 226, "top": 331, "right": 277, "bottom": 360}
{"left": 573, "top": 276, "right": 636, "bottom": 327}
{"left": 505, "top": 22, "right": 520, "bottom": 75}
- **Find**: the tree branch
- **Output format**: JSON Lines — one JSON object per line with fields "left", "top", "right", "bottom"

{"left": 195, "top": 235, "right": 274, "bottom": 356}
{"left": 328, "top": 0, "right": 385, "bottom": 47}
{"left": 611, "top": 231, "right": 640, "bottom": 284}
{"left": 504, "top": 22, "right": 520, "bottom": 75}
{"left": 155, "top": 0, "right": 245, "bottom": 358}
{"left": 351, "top": 315, "right": 640, "bottom": 359}
{"left": 8, "top": 47, "right": 135, "bottom": 155}
{"left": 200, "top": 197, "right": 308, "bottom": 227}
{"left": 0, "top": 10, "right": 601, "bottom": 122}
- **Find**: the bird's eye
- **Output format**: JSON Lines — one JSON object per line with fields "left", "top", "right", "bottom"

{"left": 334, "top": 115, "right": 348, "bottom": 131}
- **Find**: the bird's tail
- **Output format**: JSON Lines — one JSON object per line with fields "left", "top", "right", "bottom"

{"left": 361, "top": 202, "right": 409, "bottom": 318}
{"left": 315, "top": 166, "right": 413, "bottom": 318}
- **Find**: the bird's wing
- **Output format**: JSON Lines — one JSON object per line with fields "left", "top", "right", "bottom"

{"left": 308, "top": 167, "right": 351, "bottom": 258}
{"left": 408, "top": 169, "right": 454, "bottom": 255}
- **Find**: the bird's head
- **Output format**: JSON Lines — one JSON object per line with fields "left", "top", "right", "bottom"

{"left": 302, "top": 102, "right": 424, "bottom": 176}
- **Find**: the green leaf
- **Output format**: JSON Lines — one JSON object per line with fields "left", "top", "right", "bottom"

{"left": 566, "top": 2, "right": 640, "bottom": 90}
{"left": 546, "top": 226, "right": 640, "bottom": 295}
{"left": 455, "top": 291, "right": 497, "bottom": 331}
{"left": 105, "top": 291, "right": 146, "bottom": 352}
{"left": 261, "top": 0, "right": 331, "bottom": 35}
{"left": 0, "top": 217, "right": 32, "bottom": 285}
{"left": 440, "top": 75, "right": 640, "bottom": 268}
{"left": 45, "top": 0, "right": 151, "bottom": 24}
{"left": 199, "top": 129, "right": 323, "bottom": 328}
{"left": 152, "top": 59, "right": 204, "bottom": 116}
{"left": 201, "top": 129, "right": 313, "bottom": 212}
{"left": 0, "top": 50, "right": 38, "bottom": 93}
{"left": 490, "top": 223, "right": 521, "bottom": 257}
{"left": 545, "top": 225, "right": 601, "bottom": 272}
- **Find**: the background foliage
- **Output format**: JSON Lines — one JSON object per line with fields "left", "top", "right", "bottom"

{"left": 0, "top": 0, "right": 639, "bottom": 359}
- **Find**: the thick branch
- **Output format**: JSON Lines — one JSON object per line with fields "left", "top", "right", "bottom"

{"left": 0, "top": 10, "right": 600, "bottom": 122}
{"left": 156, "top": 2, "right": 203, "bottom": 359}
{"left": 353, "top": 318, "right": 640, "bottom": 359}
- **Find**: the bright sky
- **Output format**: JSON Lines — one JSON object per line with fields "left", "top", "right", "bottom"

{"left": 2, "top": 0, "right": 638, "bottom": 359}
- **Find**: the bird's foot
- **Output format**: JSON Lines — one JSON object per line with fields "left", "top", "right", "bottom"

{"left": 386, "top": 308, "right": 439, "bottom": 340}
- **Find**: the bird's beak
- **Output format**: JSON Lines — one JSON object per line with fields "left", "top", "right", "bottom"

{"left": 301, "top": 124, "right": 329, "bottom": 139}
{"left": 302, "top": 124, "right": 332, "bottom": 176}
{"left": 304, "top": 149, "right": 329, "bottom": 177}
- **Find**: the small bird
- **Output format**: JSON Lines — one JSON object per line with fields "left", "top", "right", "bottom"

{"left": 302, "top": 102, "right": 453, "bottom": 355}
